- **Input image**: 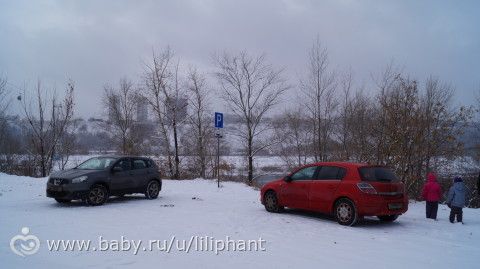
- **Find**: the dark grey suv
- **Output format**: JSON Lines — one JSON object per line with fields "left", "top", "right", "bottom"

{"left": 46, "top": 156, "right": 161, "bottom": 206}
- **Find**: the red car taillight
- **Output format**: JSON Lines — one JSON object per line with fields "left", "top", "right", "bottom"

{"left": 357, "top": 182, "right": 377, "bottom": 194}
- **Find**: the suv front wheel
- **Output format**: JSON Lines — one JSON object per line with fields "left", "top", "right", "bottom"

{"left": 86, "top": 184, "right": 108, "bottom": 206}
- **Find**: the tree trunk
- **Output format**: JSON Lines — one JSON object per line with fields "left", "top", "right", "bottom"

{"left": 41, "top": 151, "right": 46, "bottom": 177}
{"left": 173, "top": 118, "right": 180, "bottom": 180}
{"left": 122, "top": 135, "right": 127, "bottom": 155}
{"left": 247, "top": 133, "right": 253, "bottom": 185}
{"left": 199, "top": 134, "right": 206, "bottom": 178}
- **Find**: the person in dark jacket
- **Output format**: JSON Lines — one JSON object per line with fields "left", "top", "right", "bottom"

{"left": 447, "top": 176, "right": 466, "bottom": 224}
{"left": 422, "top": 172, "right": 442, "bottom": 220}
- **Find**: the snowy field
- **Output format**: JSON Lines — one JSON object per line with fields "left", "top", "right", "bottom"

{"left": 1, "top": 173, "right": 479, "bottom": 269}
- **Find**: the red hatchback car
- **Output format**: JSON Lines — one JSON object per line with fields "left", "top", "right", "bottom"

{"left": 260, "top": 162, "right": 408, "bottom": 226}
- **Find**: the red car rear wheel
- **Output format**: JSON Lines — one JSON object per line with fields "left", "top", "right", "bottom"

{"left": 334, "top": 198, "right": 358, "bottom": 226}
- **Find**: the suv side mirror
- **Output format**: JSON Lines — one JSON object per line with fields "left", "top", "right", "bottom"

{"left": 112, "top": 166, "right": 122, "bottom": 173}
{"left": 284, "top": 175, "right": 292, "bottom": 182}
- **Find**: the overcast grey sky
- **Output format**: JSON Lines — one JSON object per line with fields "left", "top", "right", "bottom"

{"left": 1, "top": 0, "right": 479, "bottom": 118}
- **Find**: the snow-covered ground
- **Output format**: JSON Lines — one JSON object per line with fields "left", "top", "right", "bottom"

{"left": 1, "top": 172, "right": 479, "bottom": 269}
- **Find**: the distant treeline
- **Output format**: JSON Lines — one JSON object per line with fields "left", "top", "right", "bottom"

{"left": 1, "top": 41, "right": 479, "bottom": 203}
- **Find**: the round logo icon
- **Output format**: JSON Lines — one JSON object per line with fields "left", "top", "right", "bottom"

{"left": 10, "top": 227, "right": 40, "bottom": 257}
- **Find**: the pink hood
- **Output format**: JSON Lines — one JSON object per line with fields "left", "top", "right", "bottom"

{"left": 427, "top": 172, "right": 437, "bottom": 182}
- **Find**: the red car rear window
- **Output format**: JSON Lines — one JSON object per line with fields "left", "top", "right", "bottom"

{"left": 359, "top": 167, "right": 399, "bottom": 182}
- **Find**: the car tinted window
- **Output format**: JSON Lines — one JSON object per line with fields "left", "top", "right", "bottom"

{"left": 114, "top": 159, "right": 131, "bottom": 171}
{"left": 147, "top": 159, "right": 157, "bottom": 168}
{"left": 316, "top": 166, "right": 346, "bottom": 180}
{"left": 133, "top": 159, "right": 147, "bottom": 170}
{"left": 291, "top": 166, "right": 318, "bottom": 181}
{"left": 359, "top": 167, "right": 399, "bottom": 182}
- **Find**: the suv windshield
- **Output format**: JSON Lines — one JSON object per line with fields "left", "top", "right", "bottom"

{"left": 359, "top": 166, "right": 399, "bottom": 182}
{"left": 76, "top": 157, "right": 117, "bottom": 170}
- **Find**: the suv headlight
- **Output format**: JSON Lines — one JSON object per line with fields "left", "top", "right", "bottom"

{"left": 71, "top": 176, "right": 88, "bottom": 184}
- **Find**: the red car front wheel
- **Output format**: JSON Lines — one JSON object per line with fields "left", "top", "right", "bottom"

{"left": 264, "top": 191, "right": 283, "bottom": 213}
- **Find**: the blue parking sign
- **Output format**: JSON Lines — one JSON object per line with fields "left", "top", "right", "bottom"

{"left": 215, "top": 112, "right": 223, "bottom": 128}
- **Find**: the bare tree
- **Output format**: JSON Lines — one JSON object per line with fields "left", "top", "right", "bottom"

{"left": 0, "top": 77, "right": 9, "bottom": 143}
{"left": 142, "top": 47, "right": 187, "bottom": 179}
{"left": 345, "top": 89, "right": 375, "bottom": 162}
{"left": 371, "top": 63, "right": 402, "bottom": 164}
{"left": 185, "top": 67, "right": 212, "bottom": 178}
{"left": 142, "top": 48, "right": 175, "bottom": 177}
{"left": 0, "top": 77, "right": 11, "bottom": 165}
{"left": 0, "top": 78, "right": 28, "bottom": 175}
{"left": 168, "top": 62, "right": 186, "bottom": 179}
{"left": 20, "top": 80, "right": 75, "bottom": 177}
{"left": 103, "top": 78, "right": 139, "bottom": 155}
{"left": 272, "top": 107, "right": 312, "bottom": 168}
{"left": 475, "top": 90, "right": 480, "bottom": 163}
{"left": 214, "top": 51, "right": 288, "bottom": 184}
{"left": 336, "top": 69, "right": 354, "bottom": 161}
{"left": 300, "top": 39, "right": 337, "bottom": 161}
{"left": 368, "top": 70, "right": 472, "bottom": 197}
{"left": 378, "top": 75, "right": 422, "bottom": 187}
{"left": 0, "top": 77, "right": 8, "bottom": 117}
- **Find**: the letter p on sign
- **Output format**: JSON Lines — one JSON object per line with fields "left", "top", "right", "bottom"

{"left": 215, "top": 112, "right": 223, "bottom": 128}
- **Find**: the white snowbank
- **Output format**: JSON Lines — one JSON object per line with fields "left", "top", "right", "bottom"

{"left": 1, "top": 173, "right": 478, "bottom": 269}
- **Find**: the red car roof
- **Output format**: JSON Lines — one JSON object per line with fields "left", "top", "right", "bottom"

{"left": 307, "top": 161, "right": 370, "bottom": 168}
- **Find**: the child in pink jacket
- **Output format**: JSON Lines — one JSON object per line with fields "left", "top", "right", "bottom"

{"left": 422, "top": 172, "right": 442, "bottom": 220}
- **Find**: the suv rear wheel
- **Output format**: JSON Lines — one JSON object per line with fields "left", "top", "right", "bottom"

{"left": 86, "top": 184, "right": 108, "bottom": 206}
{"left": 145, "top": 180, "right": 160, "bottom": 199}
{"left": 334, "top": 198, "right": 358, "bottom": 226}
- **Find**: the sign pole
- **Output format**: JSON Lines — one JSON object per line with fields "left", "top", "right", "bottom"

{"left": 216, "top": 133, "right": 221, "bottom": 188}
{"left": 214, "top": 112, "right": 224, "bottom": 188}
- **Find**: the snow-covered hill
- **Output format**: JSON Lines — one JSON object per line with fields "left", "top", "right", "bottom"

{"left": 1, "top": 173, "right": 478, "bottom": 269}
